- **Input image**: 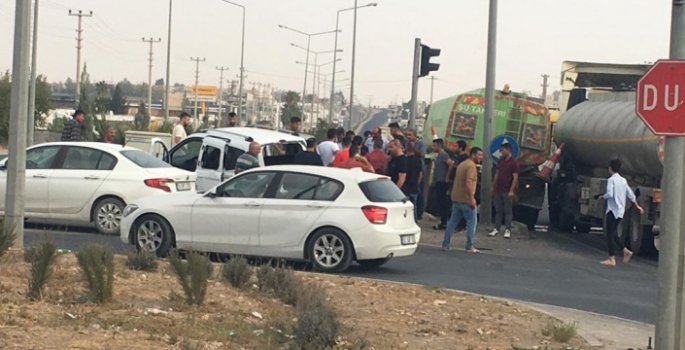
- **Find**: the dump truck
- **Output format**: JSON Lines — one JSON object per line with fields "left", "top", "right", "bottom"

{"left": 549, "top": 61, "right": 660, "bottom": 255}
{"left": 423, "top": 88, "right": 552, "bottom": 229}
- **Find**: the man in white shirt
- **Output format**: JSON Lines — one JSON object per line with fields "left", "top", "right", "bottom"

{"left": 598, "top": 159, "right": 644, "bottom": 266}
{"left": 172, "top": 112, "right": 191, "bottom": 147}
{"left": 317, "top": 128, "right": 340, "bottom": 166}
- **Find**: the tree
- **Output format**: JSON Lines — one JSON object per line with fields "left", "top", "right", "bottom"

{"left": 0, "top": 72, "right": 52, "bottom": 144}
{"left": 280, "top": 91, "right": 302, "bottom": 127}
{"left": 109, "top": 83, "right": 128, "bottom": 114}
{"left": 134, "top": 102, "right": 150, "bottom": 131}
{"left": 155, "top": 78, "right": 164, "bottom": 86}
{"left": 92, "top": 81, "right": 111, "bottom": 136}
{"left": 33, "top": 75, "right": 52, "bottom": 128}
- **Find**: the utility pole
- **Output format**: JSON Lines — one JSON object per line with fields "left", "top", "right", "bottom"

{"left": 348, "top": 0, "right": 359, "bottom": 131}
{"left": 8, "top": 0, "right": 32, "bottom": 247}
{"left": 409, "top": 38, "right": 421, "bottom": 130}
{"left": 68, "top": 9, "right": 92, "bottom": 108}
{"left": 430, "top": 76, "right": 436, "bottom": 105}
{"left": 480, "top": 0, "right": 498, "bottom": 227}
{"left": 190, "top": 57, "right": 205, "bottom": 119}
{"left": 164, "top": 0, "right": 172, "bottom": 122}
{"left": 27, "top": 0, "right": 39, "bottom": 147}
{"left": 143, "top": 37, "right": 162, "bottom": 118}
{"left": 540, "top": 74, "right": 549, "bottom": 101}
{"left": 656, "top": 3, "right": 685, "bottom": 349}
{"left": 216, "top": 66, "right": 229, "bottom": 127}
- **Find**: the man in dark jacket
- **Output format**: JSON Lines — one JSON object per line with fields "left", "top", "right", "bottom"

{"left": 61, "top": 109, "right": 85, "bottom": 141}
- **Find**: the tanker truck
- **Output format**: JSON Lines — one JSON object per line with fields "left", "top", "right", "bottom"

{"left": 550, "top": 90, "right": 661, "bottom": 255}
{"left": 423, "top": 87, "right": 551, "bottom": 229}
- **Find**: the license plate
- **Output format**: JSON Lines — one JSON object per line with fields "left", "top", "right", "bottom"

{"left": 176, "top": 182, "right": 191, "bottom": 191}
{"left": 400, "top": 234, "right": 416, "bottom": 245}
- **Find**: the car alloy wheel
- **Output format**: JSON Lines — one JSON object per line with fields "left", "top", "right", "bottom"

{"left": 137, "top": 220, "right": 164, "bottom": 253}
{"left": 93, "top": 198, "right": 126, "bottom": 235}
{"left": 314, "top": 234, "right": 345, "bottom": 269}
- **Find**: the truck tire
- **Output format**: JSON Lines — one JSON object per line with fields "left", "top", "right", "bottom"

{"left": 559, "top": 213, "right": 575, "bottom": 233}
{"left": 628, "top": 212, "right": 656, "bottom": 256}
{"left": 514, "top": 206, "right": 540, "bottom": 231}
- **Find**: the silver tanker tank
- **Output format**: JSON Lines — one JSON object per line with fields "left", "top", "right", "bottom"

{"left": 552, "top": 92, "right": 663, "bottom": 180}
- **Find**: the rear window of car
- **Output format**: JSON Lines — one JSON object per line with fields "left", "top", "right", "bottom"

{"left": 120, "top": 150, "right": 171, "bottom": 168}
{"left": 358, "top": 179, "right": 407, "bottom": 203}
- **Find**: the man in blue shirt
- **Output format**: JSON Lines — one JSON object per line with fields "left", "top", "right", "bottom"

{"left": 235, "top": 142, "right": 261, "bottom": 174}
{"left": 599, "top": 159, "right": 644, "bottom": 266}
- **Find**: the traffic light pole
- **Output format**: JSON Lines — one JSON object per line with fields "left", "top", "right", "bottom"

{"left": 409, "top": 38, "right": 421, "bottom": 130}
{"left": 656, "top": 3, "right": 685, "bottom": 349}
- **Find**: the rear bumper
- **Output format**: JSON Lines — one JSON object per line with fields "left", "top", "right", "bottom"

{"left": 352, "top": 226, "right": 421, "bottom": 260}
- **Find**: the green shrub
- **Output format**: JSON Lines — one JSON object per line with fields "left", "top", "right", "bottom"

{"left": 24, "top": 244, "right": 40, "bottom": 263}
{"left": 0, "top": 224, "right": 17, "bottom": 260}
{"left": 125, "top": 250, "right": 158, "bottom": 272}
{"left": 221, "top": 255, "right": 253, "bottom": 289}
{"left": 256, "top": 263, "right": 273, "bottom": 291}
{"left": 27, "top": 238, "right": 58, "bottom": 300}
{"left": 292, "top": 301, "right": 339, "bottom": 350}
{"left": 75, "top": 244, "right": 115, "bottom": 304}
{"left": 541, "top": 321, "right": 578, "bottom": 342}
{"left": 168, "top": 249, "right": 211, "bottom": 306}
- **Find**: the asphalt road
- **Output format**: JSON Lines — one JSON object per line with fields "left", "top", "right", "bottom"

{"left": 22, "top": 221, "right": 657, "bottom": 325}
{"left": 358, "top": 108, "right": 389, "bottom": 134}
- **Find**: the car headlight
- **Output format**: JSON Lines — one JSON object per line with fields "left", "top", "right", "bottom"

{"left": 123, "top": 204, "right": 139, "bottom": 218}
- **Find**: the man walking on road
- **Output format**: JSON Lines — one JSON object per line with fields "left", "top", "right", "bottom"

{"left": 432, "top": 139, "right": 454, "bottom": 230}
{"left": 489, "top": 143, "right": 519, "bottom": 239}
{"left": 442, "top": 147, "right": 483, "bottom": 253}
{"left": 173, "top": 113, "right": 191, "bottom": 146}
{"left": 235, "top": 142, "right": 261, "bottom": 174}
{"left": 598, "top": 159, "right": 644, "bottom": 266}
{"left": 61, "top": 109, "right": 85, "bottom": 141}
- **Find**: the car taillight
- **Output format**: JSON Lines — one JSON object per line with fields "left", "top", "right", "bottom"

{"left": 362, "top": 205, "right": 387, "bottom": 225}
{"left": 144, "top": 178, "right": 173, "bottom": 192}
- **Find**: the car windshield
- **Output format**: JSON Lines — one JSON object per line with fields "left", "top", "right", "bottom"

{"left": 358, "top": 179, "right": 407, "bottom": 203}
{"left": 120, "top": 150, "right": 171, "bottom": 168}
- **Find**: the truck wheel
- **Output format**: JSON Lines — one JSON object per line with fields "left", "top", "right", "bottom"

{"left": 514, "top": 206, "right": 540, "bottom": 231}
{"left": 559, "top": 213, "right": 574, "bottom": 233}
{"left": 628, "top": 213, "right": 656, "bottom": 256}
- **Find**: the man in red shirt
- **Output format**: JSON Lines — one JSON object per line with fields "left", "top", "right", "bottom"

{"left": 330, "top": 137, "right": 352, "bottom": 167}
{"left": 488, "top": 143, "right": 520, "bottom": 239}
{"left": 337, "top": 144, "right": 375, "bottom": 172}
{"left": 365, "top": 137, "right": 387, "bottom": 174}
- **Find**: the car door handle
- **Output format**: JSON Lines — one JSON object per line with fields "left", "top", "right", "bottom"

{"left": 84, "top": 175, "right": 100, "bottom": 180}
{"left": 244, "top": 202, "right": 261, "bottom": 207}
{"left": 32, "top": 174, "right": 47, "bottom": 178}
{"left": 307, "top": 203, "right": 325, "bottom": 208}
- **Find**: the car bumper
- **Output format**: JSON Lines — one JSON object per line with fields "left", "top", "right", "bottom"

{"left": 353, "top": 227, "right": 421, "bottom": 261}
{"left": 120, "top": 214, "right": 135, "bottom": 245}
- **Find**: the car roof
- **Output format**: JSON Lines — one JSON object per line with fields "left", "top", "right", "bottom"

{"left": 29, "top": 142, "right": 139, "bottom": 153}
{"left": 192, "top": 127, "right": 305, "bottom": 144}
{"left": 251, "top": 165, "right": 387, "bottom": 183}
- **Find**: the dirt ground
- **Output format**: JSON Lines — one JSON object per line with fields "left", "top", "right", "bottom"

{"left": 0, "top": 249, "right": 587, "bottom": 350}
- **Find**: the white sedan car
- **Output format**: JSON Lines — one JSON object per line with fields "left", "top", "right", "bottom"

{"left": 0, "top": 142, "right": 196, "bottom": 235}
{"left": 120, "top": 165, "right": 420, "bottom": 272}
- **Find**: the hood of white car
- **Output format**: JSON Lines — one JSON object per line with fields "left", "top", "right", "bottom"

{"left": 144, "top": 167, "right": 196, "bottom": 182}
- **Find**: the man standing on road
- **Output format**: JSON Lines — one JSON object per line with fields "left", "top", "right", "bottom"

{"left": 405, "top": 129, "right": 427, "bottom": 219}
{"left": 173, "top": 112, "right": 191, "bottom": 147}
{"left": 488, "top": 143, "right": 520, "bottom": 239}
{"left": 61, "top": 109, "right": 85, "bottom": 141}
{"left": 365, "top": 126, "right": 388, "bottom": 153}
{"left": 293, "top": 138, "right": 324, "bottom": 166}
{"left": 403, "top": 142, "right": 423, "bottom": 221}
{"left": 442, "top": 147, "right": 483, "bottom": 253}
{"left": 227, "top": 112, "right": 238, "bottom": 127}
{"left": 386, "top": 139, "right": 407, "bottom": 190}
{"left": 432, "top": 139, "right": 454, "bottom": 230}
{"left": 389, "top": 122, "right": 406, "bottom": 146}
{"left": 288, "top": 116, "right": 301, "bottom": 136}
{"left": 317, "top": 128, "right": 340, "bottom": 166}
{"left": 331, "top": 137, "right": 352, "bottom": 167}
{"left": 97, "top": 127, "right": 117, "bottom": 144}
{"left": 365, "top": 137, "right": 387, "bottom": 174}
{"left": 235, "top": 142, "right": 261, "bottom": 174}
{"left": 598, "top": 159, "right": 644, "bottom": 266}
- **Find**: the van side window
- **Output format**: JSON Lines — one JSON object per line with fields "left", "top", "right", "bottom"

{"left": 200, "top": 145, "right": 221, "bottom": 170}
{"left": 224, "top": 146, "right": 245, "bottom": 170}
{"left": 170, "top": 138, "right": 203, "bottom": 172}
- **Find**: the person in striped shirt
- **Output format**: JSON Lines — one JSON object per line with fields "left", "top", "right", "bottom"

{"left": 235, "top": 142, "right": 261, "bottom": 174}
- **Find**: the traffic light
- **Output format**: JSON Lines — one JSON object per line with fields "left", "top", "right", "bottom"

{"left": 419, "top": 44, "right": 440, "bottom": 77}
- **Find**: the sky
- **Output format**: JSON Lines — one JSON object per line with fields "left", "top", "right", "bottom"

{"left": 0, "top": 0, "right": 672, "bottom": 106}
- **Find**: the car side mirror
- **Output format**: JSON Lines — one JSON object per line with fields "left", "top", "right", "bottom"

{"left": 207, "top": 188, "right": 218, "bottom": 198}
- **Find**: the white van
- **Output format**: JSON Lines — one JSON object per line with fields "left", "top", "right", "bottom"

{"left": 151, "top": 127, "right": 306, "bottom": 192}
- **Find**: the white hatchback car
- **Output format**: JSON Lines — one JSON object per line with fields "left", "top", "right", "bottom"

{"left": 120, "top": 165, "right": 421, "bottom": 272}
{"left": 0, "top": 142, "right": 196, "bottom": 235}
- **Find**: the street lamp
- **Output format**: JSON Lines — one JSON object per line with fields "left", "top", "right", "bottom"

{"left": 220, "top": 0, "right": 246, "bottom": 123}
{"left": 329, "top": 1, "right": 377, "bottom": 125}
{"left": 291, "top": 44, "right": 342, "bottom": 107}
{"left": 279, "top": 24, "right": 339, "bottom": 129}
{"left": 296, "top": 59, "right": 342, "bottom": 128}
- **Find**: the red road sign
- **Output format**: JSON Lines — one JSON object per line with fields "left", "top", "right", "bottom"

{"left": 636, "top": 59, "right": 685, "bottom": 136}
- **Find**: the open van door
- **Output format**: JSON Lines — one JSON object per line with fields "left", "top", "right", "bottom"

{"left": 196, "top": 136, "right": 228, "bottom": 193}
{"left": 149, "top": 138, "right": 168, "bottom": 159}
